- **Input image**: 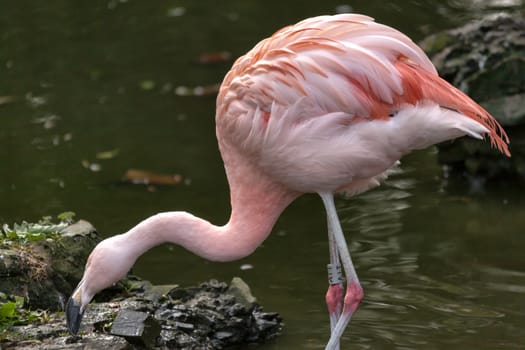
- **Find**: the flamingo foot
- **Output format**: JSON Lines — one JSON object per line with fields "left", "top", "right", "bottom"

{"left": 325, "top": 281, "right": 363, "bottom": 350}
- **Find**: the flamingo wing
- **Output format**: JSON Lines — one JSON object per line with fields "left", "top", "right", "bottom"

{"left": 216, "top": 14, "right": 509, "bottom": 192}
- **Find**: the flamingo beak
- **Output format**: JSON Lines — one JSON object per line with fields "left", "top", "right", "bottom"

{"left": 65, "top": 292, "right": 84, "bottom": 335}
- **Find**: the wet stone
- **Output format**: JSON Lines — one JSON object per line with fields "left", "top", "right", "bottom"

{"left": 214, "top": 331, "right": 233, "bottom": 340}
{"left": 173, "top": 321, "right": 195, "bottom": 331}
{"left": 151, "top": 278, "right": 283, "bottom": 349}
{"left": 2, "top": 276, "right": 282, "bottom": 350}
{"left": 110, "top": 310, "right": 161, "bottom": 341}
{"left": 226, "top": 276, "right": 257, "bottom": 310}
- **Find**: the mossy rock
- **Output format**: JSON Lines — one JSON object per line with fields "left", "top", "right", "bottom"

{"left": 0, "top": 219, "right": 99, "bottom": 311}
{"left": 465, "top": 57, "right": 525, "bottom": 102}
{"left": 420, "top": 13, "right": 525, "bottom": 181}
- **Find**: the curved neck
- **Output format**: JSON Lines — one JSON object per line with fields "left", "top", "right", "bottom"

{"left": 122, "top": 151, "right": 298, "bottom": 262}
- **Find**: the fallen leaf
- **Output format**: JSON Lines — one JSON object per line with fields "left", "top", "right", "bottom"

{"left": 89, "top": 163, "right": 101, "bottom": 172}
{"left": 240, "top": 264, "right": 254, "bottom": 271}
{"left": 32, "top": 114, "right": 60, "bottom": 129}
{"left": 175, "top": 84, "right": 219, "bottom": 97}
{"left": 193, "top": 84, "right": 220, "bottom": 96}
{"left": 0, "top": 96, "right": 16, "bottom": 105}
{"left": 196, "top": 51, "right": 232, "bottom": 64}
{"left": 167, "top": 6, "right": 185, "bottom": 17}
{"left": 140, "top": 80, "right": 155, "bottom": 90}
{"left": 123, "top": 169, "right": 183, "bottom": 186}
{"left": 81, "top": 160, "right": 101, "bottom": 172}
{"left": 96, "top": 149, "right": 120, "bottom": 160}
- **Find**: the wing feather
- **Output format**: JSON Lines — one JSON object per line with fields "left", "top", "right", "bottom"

{"left": 217, "top": 13, "right": 510, "bottom": 162}
{"left": 218, "top": 14, "right": 432, "bottom": 118}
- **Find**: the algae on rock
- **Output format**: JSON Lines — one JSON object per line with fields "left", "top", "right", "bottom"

{"left": 420, "top": 13, "right": 525, "bottom": 181}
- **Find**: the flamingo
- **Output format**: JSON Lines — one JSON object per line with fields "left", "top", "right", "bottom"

{"left": 65, "top": 14, "right": 510, "bottom": 349}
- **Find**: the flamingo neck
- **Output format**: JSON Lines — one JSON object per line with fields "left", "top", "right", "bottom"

{"left": 122, "top": 151, "right": 298, "bottom": 262}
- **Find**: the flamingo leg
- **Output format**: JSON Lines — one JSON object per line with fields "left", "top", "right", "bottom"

{"left": 326, "top": 217, "right": 344, "bottom": 350}
{"left": 319, "top": 192, "right": 364, "bottom": 350}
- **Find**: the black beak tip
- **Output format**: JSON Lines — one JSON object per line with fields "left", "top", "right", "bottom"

{"left": 65, "top": 297, "right": 84, "bottom": 335}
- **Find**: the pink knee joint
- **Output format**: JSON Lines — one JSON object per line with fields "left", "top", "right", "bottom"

{"left": 344, "top": 281, "right": 364, "bottom": 314}
{"left": 326, "top": 284, "right": 344, "bottom": 314}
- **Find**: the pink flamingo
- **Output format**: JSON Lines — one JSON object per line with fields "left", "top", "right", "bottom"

{"left": 66, "top": 14, "right": 510, "bottom": 349}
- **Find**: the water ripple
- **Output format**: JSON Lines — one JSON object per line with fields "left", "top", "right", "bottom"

{"left": 332, "top": 180, "right": 517, "bottom": 349}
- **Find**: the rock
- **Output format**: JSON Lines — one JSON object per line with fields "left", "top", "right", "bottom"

{"left": 419, "top": 13, "right": 525, "bottom": 182}
{"left": 0, "top": 311, "right": 129, "bottom": 350}
{"left": 481, "top": 94, "right": 525, "bottom": 127}
{"left": 151, "top": 278, "right": 282, "bottom": 349}
{"left": 420, "top": 13, "right": 525, "bottom": 101}
{"left": 227, "top": 276, "right": 257, "bottom": 309}
{"left": 1, "top": 218, "right": 282, "bottom": 349}
{"left": 54, "top": 220, "right": 99, "bottom": 282}
{"left": 64, "top": 299, "right": 123, "bottom": 335}
{"left": 111, "top": 310, "right": 161, "bottom": 348}
{"left": 1, "top": 277, "right": 283, "bottom": 350}
{"left": 137, "top": 283, "right": 179, "bottom": 305}
{"left": 60, "top": 220, "right": 97, "bottom": 238}
{"left": 0, "top": 220, "right": 99, "bottom": 310}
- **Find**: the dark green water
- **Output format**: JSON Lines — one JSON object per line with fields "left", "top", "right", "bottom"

{"left": 1, "top": 1, "right": 525, "bottom": 349}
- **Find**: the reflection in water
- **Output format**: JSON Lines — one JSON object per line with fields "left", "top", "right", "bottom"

{"left": 481, "top": 266, "right": 525, "bottom": 294}
{"left": 450, "top": 0, "right": 524, "bottom": 9}
{"left": 333, "top": 172, "right": 513, "bottom": 349}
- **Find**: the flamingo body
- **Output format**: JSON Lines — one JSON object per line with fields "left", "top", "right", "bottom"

{"left": 66, "top": 14, "right": 510, "bottom": 348}
{"left": 217, "top": 14, "right": 508, "bottom": 195}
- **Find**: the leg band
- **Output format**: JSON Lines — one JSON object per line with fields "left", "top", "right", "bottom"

{"left": 327, "top": 263, "right": 343, "bottom": 285}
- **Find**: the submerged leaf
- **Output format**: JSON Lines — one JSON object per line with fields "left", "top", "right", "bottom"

{"left": 196, "top": 51, "right": 232, "bottom": 64}
{"left": 96, "top": 149, "right": 120, "bottom": 160}
{"left": 123, "top": 169, "right": 183, "bottom": 186}
{"left": 175, "top": 84, "right": 219, "bottom": 97}
{"left": 140, "top": 80, "right": 155, "bottom": 90}
{"left": 167, "top": 6, "right": 185, "bottom": 17}
{"left": 0, "top": 95, "right": 16, "bottom": 105}
{"left": 81, "top": 160, "right": 102, "bottom": 172}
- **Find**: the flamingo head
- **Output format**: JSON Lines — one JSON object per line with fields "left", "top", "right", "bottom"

{"left": 65, "top": 234, "right": 135, "bottom": 334}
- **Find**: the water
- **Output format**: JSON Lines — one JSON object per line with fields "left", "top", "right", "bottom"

{"left": 1, "top": 1, "right": 525, "bottom": 349}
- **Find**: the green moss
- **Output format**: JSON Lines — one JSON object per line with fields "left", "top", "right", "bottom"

{"left": 0, "top": 295, "right": 51, "bottom": 333}
{"left": 1, "top": 212, "right": 76, "bottom": 245}
{"left": 467, "top": 56, "right": 525, "bottom": 101}
{"left": 421, "top": 33, "right": 454, "bottom": 55}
